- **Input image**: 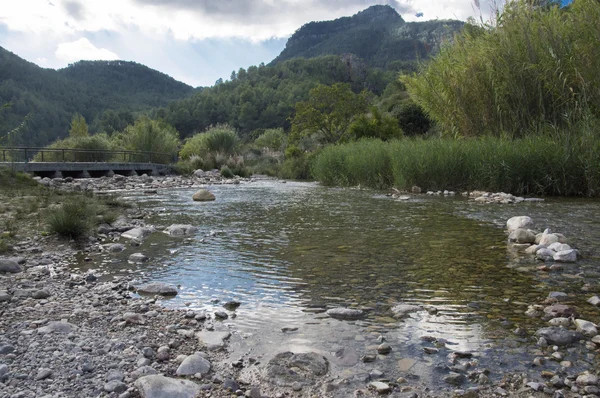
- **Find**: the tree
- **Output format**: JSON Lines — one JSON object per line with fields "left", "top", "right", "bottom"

{"left": 291, "top": 83, "right": 369, "bottom": 144}
{"left": 69, "top": 114, "right": 89, "bottom": 137}
{"left": 118, "top": 117, "right": 179, "bottom": 163}
{"left": 349, "top": 107, "right": 403, "bottom": 141}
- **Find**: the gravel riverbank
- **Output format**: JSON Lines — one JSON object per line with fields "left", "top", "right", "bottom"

{"left": 1, "top": 174, "right": 599, "bottom": 398}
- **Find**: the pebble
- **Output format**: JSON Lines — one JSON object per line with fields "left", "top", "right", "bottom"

{"left": 377, "top": 343, "right": 392, "bottom": 355}
{"left": 35, "top": 368, "right": 52, "bottom": 380}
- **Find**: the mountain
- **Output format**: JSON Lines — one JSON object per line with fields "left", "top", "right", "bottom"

{"left": 157, "top": 55, "right": 398, "bottom": 139}
{"left": 0, "top": 47, "right": 194, "bottom": 146}
{"left": 271, "top": 5, "right": 464, "bottom": 68}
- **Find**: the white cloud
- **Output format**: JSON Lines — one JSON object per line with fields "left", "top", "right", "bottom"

{"left": 1, "top": 0, "right": 502, "bottom": 42}
{"left": 55, "top": 38, "right": 119, "bottom": 63}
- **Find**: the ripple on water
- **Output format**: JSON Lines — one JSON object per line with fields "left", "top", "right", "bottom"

{"left": 79, "top": 181, "right": 600, "bottom": 391}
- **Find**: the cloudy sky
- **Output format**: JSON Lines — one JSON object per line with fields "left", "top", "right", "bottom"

{"left": 0, "top": 0, "right": 502, "bottom": 87}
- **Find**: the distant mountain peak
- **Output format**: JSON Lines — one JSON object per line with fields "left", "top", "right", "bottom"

{"left": 354, "top": 4, "right": 405, "bottom": 23}
{"left": 271, "top": 5, "right": 462, "bottom": 67}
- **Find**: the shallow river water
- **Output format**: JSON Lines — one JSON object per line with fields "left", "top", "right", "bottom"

{"left": 79, "top": 180, "right": 600, "bottom": 394}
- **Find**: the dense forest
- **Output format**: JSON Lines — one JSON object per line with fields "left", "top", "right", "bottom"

{"left": 0, "top": 49, "right": 193, "bottom": 146}
{"left": 155, "top": 55, "right": 405, "bottom": 139}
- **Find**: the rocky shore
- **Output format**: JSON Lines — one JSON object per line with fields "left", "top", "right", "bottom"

{"left": 1, "top": 175, "right": 599, "bottom": 398}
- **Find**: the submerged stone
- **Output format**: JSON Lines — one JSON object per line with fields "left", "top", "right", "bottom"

{"left": 326, "top": 307, "right": 364, "bottom": 320}
{"left": 265, "top": 352, "right": 329, "bottom": 387}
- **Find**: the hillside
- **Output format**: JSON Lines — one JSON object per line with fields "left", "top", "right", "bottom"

{"left": 271, "top": 5, "right": 464, "bottom": 68}
{"left": 156, "top": 55, "right": 399, "bottom": 139}
{"left": 0, "top": 47, "right": 194, "bottom": 146}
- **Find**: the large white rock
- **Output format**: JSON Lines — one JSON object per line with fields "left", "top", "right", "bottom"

{"left": 547, "top": 242, "right": 571, "bottom": 252}
{"left": 135, "top": 375, "right": 201, "bottom": 398}
{"left": 574, "top": 319, "right": 598, "bottom": 337}
{"left": 507, "top": 216, "right": 534, "bottom": 232}
{"left": 539, "top": 233, "right": 560, "bottom": 246}
{"left": 508, "top": 228, "right": 536, "bottom": 244}
{"left": 553, "top": 249, "right": 578, "bottom": 263}
{"left": 536, "top": 248, "right": 556, "bottom": 261}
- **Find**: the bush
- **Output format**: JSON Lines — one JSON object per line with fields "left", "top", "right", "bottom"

{"left": 220, "top": 165, "right": 234, "bottom": 178}
{"left": 116, "top": 117, "right": 179, "bottom": 163}
{"left": 403, "top": 0, "right": 600, "bottom": 137}
{"left": 33, "top": 134, "right": 114, "bottom": 162}
{"left": 180, "top": 124, "right": 239, "bottom": 160}
{"left": 349, "top": 107, "right": 403, "bottom": 141}
{"left": 253, "top": 128, "right": 286, "bottom": 151}
{"left": 47, "top": 198, "right": 94, "bottom": 239}
{"left": 395, "top": 102, "right": 432, "bottom": 136}
{"left": 279, "top": 151, "right": 319, "bottom": 180}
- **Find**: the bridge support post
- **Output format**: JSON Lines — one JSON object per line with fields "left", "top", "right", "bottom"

{"left": 51, "top": 171, "right": 63, "bottom": 179}
{"left": 78, "top": 171, "right": 91, "bottom": 179}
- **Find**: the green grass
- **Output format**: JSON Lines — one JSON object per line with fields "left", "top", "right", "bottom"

{"left": 312, "top": 124, "right": 600, "bottom": 197}
{"left": 46, "top": 198, "right": 95, "bottom": 239}
{"left": 0, "top": 168, "right": 40, "bottom": 190}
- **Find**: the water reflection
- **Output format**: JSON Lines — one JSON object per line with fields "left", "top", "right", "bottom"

{"left": 78, "top": 181, "right": 600, "bottom": 392}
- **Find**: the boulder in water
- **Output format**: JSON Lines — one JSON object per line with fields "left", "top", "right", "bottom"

{"left": 192, "top": 189, "right": 215, "bottom": 202}
{"left": 507, "top": 216, "right": 534, "bottom": 232}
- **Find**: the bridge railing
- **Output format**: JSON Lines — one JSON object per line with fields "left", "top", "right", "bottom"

{"left": 0, "top": 147, "right": 176, "bottom": 164}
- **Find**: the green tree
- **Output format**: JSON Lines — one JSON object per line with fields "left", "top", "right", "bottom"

{"left": 118, "top": 117, "right": 179, "bottom": 163}
{"left": 254, "top": 128, "right": 285, "bottom": 151}
{"left": 291, "top": 83, "right": 369, "bottom": 144}
{"left": 69, "top": 114, "right": 89, "bottom": 138}
{"left": 349, "top": 107, "right": 403, "bottom": 141}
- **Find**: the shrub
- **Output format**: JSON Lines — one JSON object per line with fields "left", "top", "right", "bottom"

{"left": 349, "top": 107, "right": 403, "bottom": 141}
{"left": 46, "top": 198, "right": 94, "bottom": 239}
{"left": 180, "top": 124, "right": 240, "bottom": 160}
{"left": 220, "top": 165, "right": 234, "bottom": 178}
{"left": 33, "top": 134, "right": 114, "bottom": 162}
{"left": 254, "top": 128, "right": 286, "bottom": 151}
{"left": 117, "top": 117, "right": 179, "bottom": 163}
{"left": 279, "top": 151, "right": 318, "bottom": 180}
{"left": 403, "top": 0, "right": 600, "bottom": 138}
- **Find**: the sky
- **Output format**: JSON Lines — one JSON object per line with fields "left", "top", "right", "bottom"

{"left": 0, "top": 0, "right": 506, "bottom": 87}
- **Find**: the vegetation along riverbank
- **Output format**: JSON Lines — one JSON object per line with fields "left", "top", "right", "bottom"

{"left": 2, "top": 0, "right": 600, "bottom": 397}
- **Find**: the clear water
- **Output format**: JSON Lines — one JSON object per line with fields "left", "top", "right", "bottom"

{"left": 78, "top": 180, "right": 600, "bottom": 393}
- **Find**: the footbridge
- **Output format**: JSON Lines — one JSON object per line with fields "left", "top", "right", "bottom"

{"left": 0, "top": 147, "right": 174, "bottom": 178}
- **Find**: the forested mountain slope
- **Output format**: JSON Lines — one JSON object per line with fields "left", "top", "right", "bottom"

{"left": 271, "top": 5, "right": 464, "bottom": 68}
{"left": 0, "top": 47, "right": 193, "bottom": 146}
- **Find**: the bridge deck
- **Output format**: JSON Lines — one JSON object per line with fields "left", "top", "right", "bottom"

{"left": 0, "top": 162, "right": 171, "bottom": 177}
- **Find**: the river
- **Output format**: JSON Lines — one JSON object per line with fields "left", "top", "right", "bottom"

{"left": 77, "top": 180, "right": 600, "bottom": 394}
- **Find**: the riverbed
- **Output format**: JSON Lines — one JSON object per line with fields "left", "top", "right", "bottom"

{"left": 77, "top": 179, "right": 600, "bottom": 395}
